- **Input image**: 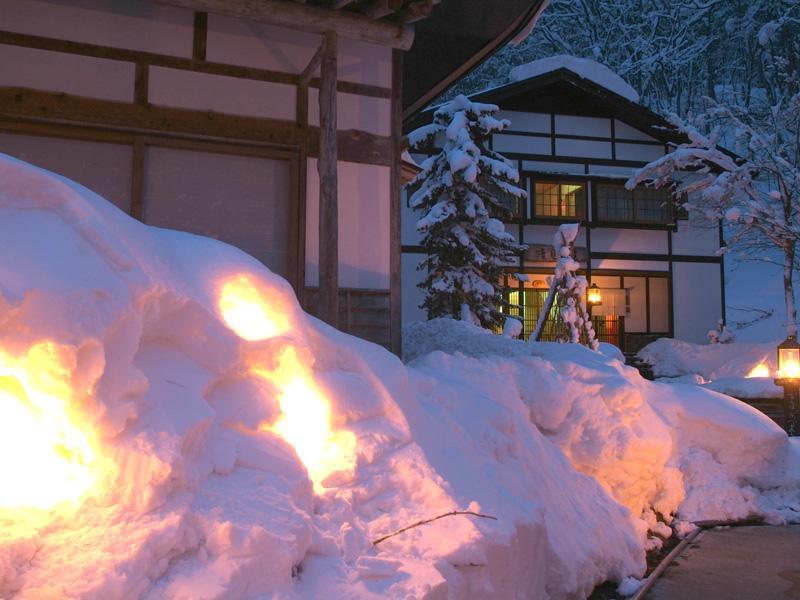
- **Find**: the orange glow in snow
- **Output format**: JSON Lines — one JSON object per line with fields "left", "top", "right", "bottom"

{"left": 219, "top": 276, "right": 289, "bottom": 341}
{"left": 0, "top": 343, "right": 106, "bottom": 510}
{"left": 218, "top": 276, "right": 356, "bottom": 492}
{"left": 747, "top": 363, "right": 770, "bottom": 378}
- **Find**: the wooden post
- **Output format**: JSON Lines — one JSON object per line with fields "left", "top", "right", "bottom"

{"left": 318, "top": 30, "right": 338, "bottom": 328}
{"left": 389, "top": 49, "right": 403, "bottom": 355}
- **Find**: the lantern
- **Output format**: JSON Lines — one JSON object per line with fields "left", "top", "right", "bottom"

{"left": 777, "top": 335, "right": 800, "bottom": 382}
{"left": 587, "top": 283, "right": 602, "bottom": 307}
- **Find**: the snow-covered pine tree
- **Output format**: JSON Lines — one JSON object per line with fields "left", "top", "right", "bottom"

{"left": 407, "top": 95, "right": 526, "bottom": 328}
{"left": 552, "top": 223, "right": 599, "bottom": 351}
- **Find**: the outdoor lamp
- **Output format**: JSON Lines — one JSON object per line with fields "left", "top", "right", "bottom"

{"left": 587, "top": 283, "right": 602, "bottom": 307}
{"left": 775, "top": 335, "right": 800, "bottom": 437}
{"left": 777, "top": 335, "right": 800, "bottom": 382}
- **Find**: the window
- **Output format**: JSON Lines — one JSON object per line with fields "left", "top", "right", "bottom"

{"left": 532, "top": 180, "right": 585, "bottom": 219}
{"left": 596, "top": 184, "right": 672, "bottom": 224}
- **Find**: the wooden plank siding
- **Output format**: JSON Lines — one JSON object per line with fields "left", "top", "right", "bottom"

{"left": 0, "top": 4, "right": 400, "bottom": 353}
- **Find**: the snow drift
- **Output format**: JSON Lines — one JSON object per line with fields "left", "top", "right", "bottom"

{"left": 0, "top": 154, "right": 798, "bottom": 599}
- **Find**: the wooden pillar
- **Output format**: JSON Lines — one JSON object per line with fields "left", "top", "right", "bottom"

{"left": 318, "top": 30, "right": 338, "bottom": 328}
{"left": 389, "top": 49, "right": 403, "bottom": 355}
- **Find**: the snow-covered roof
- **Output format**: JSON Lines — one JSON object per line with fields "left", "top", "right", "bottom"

{"left": 509, "top": 55, "right": 640, "bottom": 103}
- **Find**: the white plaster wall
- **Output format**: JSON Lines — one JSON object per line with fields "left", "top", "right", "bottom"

{"left": 615, "top": 120, "right": 658, "bottom": 142}
{"left": 522, "top": 160, "right": 585, "bottom": 175}
{"left": 555, "top": 115, "right": 610, "bottom": 137}
{"left": 0, "top": 44, "right": 134, "bottom": 102}
{"left": 592, "top": 259, "right": 668, "bottom": 271}
{"left": 671, "top": 215, "right": 721, "bottom": 255}
{"left": 308, "top": 89, "right": 390, "bottom": 136}
{"left": 148, "top": 67, "right": 296, "bottom": 121}
{"left": 206, "top": 15, "right": 392, "bottom": 88}
{"left": 615, "top": 142, "right": 664, "bottom": 162}
{"left": 498, "top": 111, "right": 550, "bottom": 134}
{"left": 590, "top": 228, "right": 668, "bottom": 254}
{"left": 649, "top": 276, "right": 670, "bottom": 332}
{"left": 522, "top": 224, "right": 587, "bottom": 250}
{"left": 493, "top": 134, "right": 550, "bottom": 156}
{"left": 555, "top": 138, "right": 612, "bottom": 160}
{"left": 402, "top": 252, "right": 427, "bottom": 323}
{"left": 0, "top": 0, "right": 193, "bottom": 56}
{"left": 673, "top": 262, "right": 722, "bottom": 343}
{"left": 587, "top": 164, "right": 637, "bottom": 178}
{"left": 306, "top": 159, "right": 390, "bottom": 289}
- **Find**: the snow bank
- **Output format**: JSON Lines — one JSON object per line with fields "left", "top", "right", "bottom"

{"left": 639, "top": 337, "right": 777, "bottom": 380}
{"left": 1, "top": 154, "right": 798, "bottom": 600}
{"left": 509, "top": 55, "right": 640, "bottom": 103}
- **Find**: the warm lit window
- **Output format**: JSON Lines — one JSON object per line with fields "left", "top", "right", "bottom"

{"left": 596, "top": 184, "right": 672, "bottom": 224}
{"left": 533, "top": 181, "right": 585, "bottom": 219}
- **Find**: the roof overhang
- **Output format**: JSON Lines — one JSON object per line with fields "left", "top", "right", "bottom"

{"left": 402, "top": 0, "right": 549, "bottom": 119}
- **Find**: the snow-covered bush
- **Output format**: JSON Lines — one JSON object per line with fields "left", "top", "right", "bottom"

{"left": 551, "top": 223, "right": 598, "bottom": 350}
{"left": 407, "top": 95, "right": 526, "bottom": 329}
{"left": 708, "top": 319, "right": 735, "bottom": 344}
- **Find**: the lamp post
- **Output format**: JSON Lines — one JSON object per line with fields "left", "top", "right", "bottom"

{"left": 775, "top": 335, "right": 800, "bottom": 436}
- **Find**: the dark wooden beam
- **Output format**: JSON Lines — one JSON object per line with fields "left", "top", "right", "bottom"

{"left": 396, "top": 0, "right": 438, "bottom": 24}
{"left": 364, "top": 0, "right": 405, "bottom": 20}
{"left": 130, "top": 136, "right": 145, "bottom": 220}
{"left": 0, "top": 88, "right": 392, "bottom": 165}
{"left": 156, "top": 0, "right": 414, "bottom": 49}
{"left": 192, "top": 12, "right": 208, "bottom": 61}
{"left": 317, "top": 31, "right": 339, "bottom": 327}
{"left": 299, "top": 46, "right": 322, "bottom": 87}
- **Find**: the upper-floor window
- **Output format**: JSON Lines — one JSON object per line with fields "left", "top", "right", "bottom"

{"left": 532, "top": 180, "right": 586, "bottom": 220}
{"left": 596, "top": 184, "right": 672, "bottom": 224}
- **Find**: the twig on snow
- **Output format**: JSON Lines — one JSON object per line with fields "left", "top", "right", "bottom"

{"left": 372, "top": 510, "right": 498, "bottom": 546}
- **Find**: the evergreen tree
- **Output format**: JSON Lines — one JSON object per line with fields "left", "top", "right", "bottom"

{"left": 407, "top": 95, "right": 526, "bottom": 328}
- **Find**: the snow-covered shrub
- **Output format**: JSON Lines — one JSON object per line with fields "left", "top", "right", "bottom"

{"left": 552, "top": 224, "right": 598, "bottom": 350}
{"left": 708, "top": 319, "right": 735, "bottom": 344}
{"left": 407, "top": 95, "right": 526, "bottom": 329}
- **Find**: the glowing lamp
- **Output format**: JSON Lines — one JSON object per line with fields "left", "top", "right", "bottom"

{"left": 587, "top": 283, "right": 602, "bottom": 307}
{"left": 777, "top": 335, "right": 800, "bottom": 382}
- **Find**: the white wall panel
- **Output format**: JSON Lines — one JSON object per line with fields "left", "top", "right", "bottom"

{"left": 649, "top": 276, "right": 670, "bottom": 332}
{"left": 148, "top": 67, "right": 296, "bottom": 121}
{"left": 671, "top": 216, "right": 720, "bottom": 255}
{"left": 402, "top": 252, "right": 427, "bottom": 323}
{"left": 555, "top": 115, "right": 610, "bottom": 137}
{"left": 615, "top": 142, "right": 664, "bottom": 162}
{"left": 587, "top": 164, "right": 636, "bottom": 178}
{"left": 592, "top": 259, "right": 668, "bottom": 271}
{"left": 498, "top": 111, "right": 550, "bottom": 134}
{"left": 143, "top": 147, "right": 291, "bottom": 277}
{"left": 555, "top": 138, "right": 612, "bottom": 159}
{"left": 0, "top": 0, "right": 193, "bottom": 56}
{"left": 0, "top": 132, "right": 132, "bottom": 212}
{"left": 206, "top": 16, "right": 391, "bottom": 87}
{"left": 308, "top": 89, "right": 390, "bottom": 136}
{"left": 401, "top": 189, "right": 423, "bottom": 245}
{"left": 673, "top": 262, "right": 722, "bottom": 343}
{"left": 0, "top": 44, "right": 134, "bottom": 102}
{"left": 493, "top": 134, "right": 550, "bottom": 155}
{"left": 614, "top": 120, "right": 658, "bottom": 142}
{"left": 625, "top": 276, "right": 648, "bottom": 332}
{"left": 522, "top": 160, "right": 585, "bottom": 175}
{"left": 306, "top": 159, "right": 390, "bottom": 289}
{"left": 590, "top": 228, "right": 668, "bottom": 254}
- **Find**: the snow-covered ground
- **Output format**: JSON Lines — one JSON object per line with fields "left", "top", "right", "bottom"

{"left": 1, "top": 154, "right": 799, "bottom": 599}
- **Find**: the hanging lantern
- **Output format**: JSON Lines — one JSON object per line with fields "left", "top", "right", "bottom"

{"left": 587, "top": 283, "right": 602, "bottom": 307}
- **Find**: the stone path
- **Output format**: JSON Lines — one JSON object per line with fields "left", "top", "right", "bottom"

{"left": 647, "top": 525, "right": 800, "bottom": 599}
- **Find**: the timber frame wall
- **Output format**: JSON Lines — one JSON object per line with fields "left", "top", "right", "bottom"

{"left": 0, "top": 5, "right": 404, "bottom": 353}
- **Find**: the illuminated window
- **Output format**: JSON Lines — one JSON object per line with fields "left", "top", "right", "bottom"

{"left": 596, "top": 184, "right": 672, "bottom": 224}
{"left": 533, "top": 181, "right": 585, "bottom": 219}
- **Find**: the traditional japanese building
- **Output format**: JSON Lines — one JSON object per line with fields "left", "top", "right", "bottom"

{"left": 0, "top": 0, "right": 546, "bottom": 355}
{"left": 402, "top": 57, "right": 726, "bottom": 351}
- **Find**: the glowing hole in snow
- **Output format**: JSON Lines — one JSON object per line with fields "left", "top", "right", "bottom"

{"left": 0, "top": 344, "right": 105, "bottom": 510}
{"left": 747, "top": 363, "right": 770, "bottom": 378}
{"left": 217, "top": 277, "right": 355, "bottom": 492}
{"left": 256, "top": 348, "right": 357, "bottom": 493}
{"left": 219, "top": 276, "right": 289, "bottom": 341}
